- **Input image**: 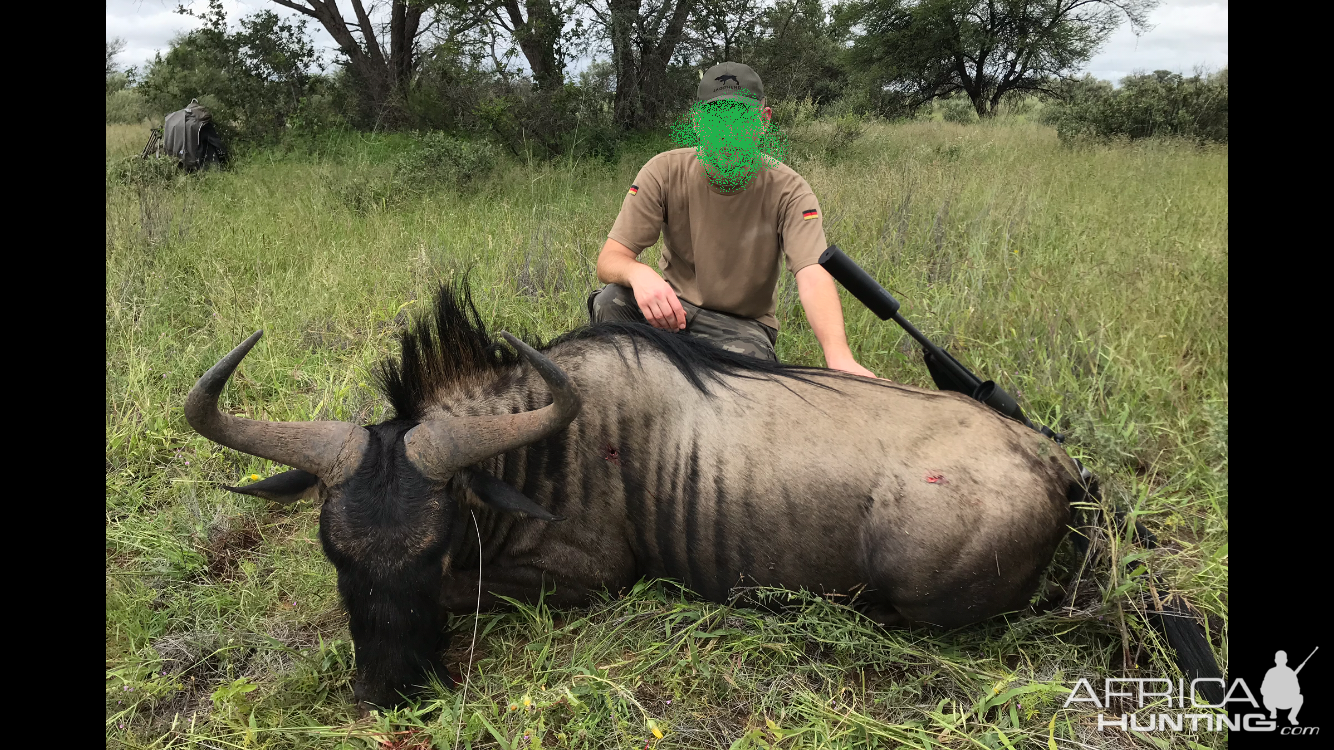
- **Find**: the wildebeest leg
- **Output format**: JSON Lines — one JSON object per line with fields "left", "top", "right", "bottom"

{"left": 856, "top": 600, "right": 906, "bottom": 627}
{"left": 859, "top": 472, "right": 1066, "bottom": 629}
{"left": 441, "top": 566, "right": 594, "bottom": 612}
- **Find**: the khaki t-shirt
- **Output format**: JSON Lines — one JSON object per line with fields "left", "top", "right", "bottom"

{"left": 608, "top": 147, "right": 827, "bottom": 330}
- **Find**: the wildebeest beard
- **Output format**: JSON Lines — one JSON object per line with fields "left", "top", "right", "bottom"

{"left": 317, "top": 421, "right": 460, "bottom": 708}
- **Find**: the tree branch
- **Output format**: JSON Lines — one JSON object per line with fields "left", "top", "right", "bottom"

{"left": 349, "top": 0, "right": 388, "bottom": 68}
{"left": 268, "top": 0, "right": 318, "bottom": 18}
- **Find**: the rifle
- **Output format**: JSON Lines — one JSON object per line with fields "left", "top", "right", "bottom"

{"left": 818, "top": 244, "right": 1061, "bottom": 442}
{"left": 1295, "top": 646, "right": 1319, "bottom": 675}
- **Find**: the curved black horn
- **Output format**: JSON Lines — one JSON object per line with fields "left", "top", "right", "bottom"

{"left": 185, "top": 331, "right": 369, "bottom": 481}
{"left": 403, "top": 332, "right": 581, "bottom": 478}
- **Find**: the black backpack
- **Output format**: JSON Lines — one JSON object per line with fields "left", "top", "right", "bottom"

{"left": 161, "top": 99, "right": 228, "bottom": 171}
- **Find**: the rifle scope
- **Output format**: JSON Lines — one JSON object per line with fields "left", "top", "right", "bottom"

{"left": 818, "top": 245, "right": 1044, "bottom": 434}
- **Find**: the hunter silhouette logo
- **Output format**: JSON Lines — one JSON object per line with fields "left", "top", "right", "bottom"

{"left": 715, "top": 74, "right": 740, "bottom": 85}
{"left": 1264, "top": 647, "right": 1316, "bottom": 725}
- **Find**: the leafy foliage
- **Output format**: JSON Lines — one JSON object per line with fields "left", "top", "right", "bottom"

{"left": 136, "top": 0, "right": 327, "bottom": 142}
{"left": 841, "top": 0, "right": 1156, "bottom": 117}
{"left": 940, "top": 94, "right": 978, "bottom": 124}
{"left": 476, "top": 81, "right": 624, "bottom": 161}
{"left": 1042, "top": 69, "right": 1229, "bottom": 143}
{"left": 393, "top": 132, "right": 499, "bottom": 191}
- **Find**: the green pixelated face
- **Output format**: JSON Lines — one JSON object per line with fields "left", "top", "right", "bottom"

{"left": 671, "top": 92, "right": 787, "bottom": 194}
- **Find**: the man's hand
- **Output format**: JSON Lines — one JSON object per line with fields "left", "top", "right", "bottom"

{"left": 628, "top": 267, "right": 687, "bottom": 331}
{"left": 597, "top": 238, "right": 686, "bottom": 331}
{"left": 825, "top": 355, "right": 877, "bottom": 379}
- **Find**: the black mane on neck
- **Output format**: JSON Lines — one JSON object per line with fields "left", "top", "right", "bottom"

{"left": 378, "top": 280, "right": 841, "bottom": 421}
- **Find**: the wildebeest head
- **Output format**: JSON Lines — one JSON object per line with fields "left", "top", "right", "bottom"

{"left": 184, "top": 316, "right": 580, "bottom": 710}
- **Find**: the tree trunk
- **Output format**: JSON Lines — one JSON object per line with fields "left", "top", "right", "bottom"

{"left": 640, "top": 0, "right": 694, "bottom": 126}
{"left": 391, "top": 2, "right": 425, "bottom": 92}
{"left": 269, "top": 0, "right": 422, "bottom": 125}
{"left": 608, "top": 0, "right": 695, "bottom": 129}
{"left": 504, "top": 0, "right": 565, "bottom": 90}
{"left": 609, "top": 0, "right": 642, "bottom": 127}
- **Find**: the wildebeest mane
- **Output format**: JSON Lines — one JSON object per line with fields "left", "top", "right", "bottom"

{"left": 549, "top": 322, "right": 838, "bottom": 397}
{"left": 378, "top": 280, "right": 848, "bottom": 420}
{"left": 377, "top": 280, "right": 523, "bottom": 421}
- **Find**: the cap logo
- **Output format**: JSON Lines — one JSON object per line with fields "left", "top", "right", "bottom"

{"left": 715, "top": 74, "right": 739, "bottom": 85}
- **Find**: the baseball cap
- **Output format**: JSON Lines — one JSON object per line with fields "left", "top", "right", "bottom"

{"left": 697, "top": 62, "right": 764, "bottom": 106}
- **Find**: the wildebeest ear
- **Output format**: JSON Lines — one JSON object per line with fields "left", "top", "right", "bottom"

{"left": 466, "top": 470, "right": 563, "bottom": 521}
{"left": 224, "top": 470, "right": 320, "bottom": 505}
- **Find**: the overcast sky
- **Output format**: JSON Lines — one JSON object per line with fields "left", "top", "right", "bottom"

{"left": 107, "top": 0, "right": 1228, "bottom": 84}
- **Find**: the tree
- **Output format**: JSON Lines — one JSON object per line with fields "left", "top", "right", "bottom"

{"left": 744, "top": 0, "right": 848, "bottom": 106}
{"left": 841, "top": 0, "right": 1156, "bottom": 117}
{"left": 139, "top": 2, "right": 324, "bottom": 139}
{"left": 268, "top": 0, "right": 432, "bottom": 123}
{"left": 486, "top": 0, "right": 569, "bottom": 90}
{"left": 1042, "top": 68, "right": 1228, "bottom": 142}
{"left": 689, "top": 0, "right": 767, "bottom": 63}
{"left": 679, "top": 0, "right": 849, "bottom": 109}
{"left": 107, "top": 37, "right": 126, "bottom": 78}
{"left": 107, "top": 37, "right": 139, "bottom": 95}
{"left": 583, "top": 0, "right": 698, "bottom": 128}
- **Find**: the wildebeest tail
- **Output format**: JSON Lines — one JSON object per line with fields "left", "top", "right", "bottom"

{"left": 1067, "top": 466, "right": 1225, "bottom": 704}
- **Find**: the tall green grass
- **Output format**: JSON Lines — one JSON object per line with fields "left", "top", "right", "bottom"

{"left": 106, "top": 119, "right": 1227, "bottom": 748}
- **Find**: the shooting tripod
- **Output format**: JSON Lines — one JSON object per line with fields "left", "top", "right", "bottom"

{"left": 140, "top": 127, "right": 164, "bottom": 160}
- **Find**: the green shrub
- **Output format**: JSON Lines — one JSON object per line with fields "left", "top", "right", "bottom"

{"left": 826, "top": 113, "right": 868, "bottom": 159}
{"left": 770, "top": 96, "right": 819, "bottom": 132}
{"left": 137, "top": 3, "right": 325, "bottom": 144}
{"left": 475, "top": 83, "right": 623, "bottom": 162}
{"left": 393, "top": 132, "right": 498, "bottom": 193}
{"left": 1042, "top": 69, "right": 1228, "bottom": 143}
{"left": 106, "top": 155, "right": 183, "bottom": 188}
{"left": 334, "top": 172, "right": 398, "bottom": 213}
{"left": 820, "top": 90, "right": 876, "bottom": 120}
{"left": 940, "top": 96, "right": 978, "bottom": 124}
{"left": 106, "top": 89, "right": 152, "bottom": 125}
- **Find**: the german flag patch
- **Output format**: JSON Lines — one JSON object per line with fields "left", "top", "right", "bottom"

{"left": 628, "top": 184, "right": 639, "bottom": 196}
{"left": 802, "top": 209, "right": 819, "bottom": 221}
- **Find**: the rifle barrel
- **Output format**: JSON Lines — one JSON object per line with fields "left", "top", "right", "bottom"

{"left": 819, "top": 243, "right": 1041, "bottom": 430}
{"left": 1295, "top": 646, "right": 1319, "bottom": 674}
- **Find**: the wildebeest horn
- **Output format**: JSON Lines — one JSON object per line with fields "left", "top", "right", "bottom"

{"left": 404, "top": 332, "right": 581, "bottom": 478}
{"left": 185, "top": 331, "right": 370, "bottom": 483}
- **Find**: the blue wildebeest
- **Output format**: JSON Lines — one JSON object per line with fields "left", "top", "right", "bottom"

{"left": 185, "top": 283, "right": 1168, "bottom": 709}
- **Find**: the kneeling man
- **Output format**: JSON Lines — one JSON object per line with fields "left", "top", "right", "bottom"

{"left": 590, "top": 62, "right": 875, "bottom": 377}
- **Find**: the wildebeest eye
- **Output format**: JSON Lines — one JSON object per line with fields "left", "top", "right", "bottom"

{"left": 225, "top": 469, "right": 320, "bottom": 505}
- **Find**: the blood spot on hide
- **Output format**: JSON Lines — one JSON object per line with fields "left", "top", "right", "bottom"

{"left": 925, "top": 473, "right": 948, "bottom": 485}
{"left": 602, "top": 444, "right": 621, "bottom": 465}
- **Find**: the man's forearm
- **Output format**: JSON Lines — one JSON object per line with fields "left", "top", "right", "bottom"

{"left": 597, "top": 238, "right": 651, "bottom": 286}
{"left": 795, "top": 264, "right": 856, "bottom": 364}
{"left": 597, "top": 237, "right": 687, "bottom": 330}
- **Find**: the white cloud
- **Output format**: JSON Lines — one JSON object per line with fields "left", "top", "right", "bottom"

{"left": 1086, "top": 0, "right": 1228, "bottom": 83}
{"left": 106, "top": 0, "right": 338, "bottom": 71}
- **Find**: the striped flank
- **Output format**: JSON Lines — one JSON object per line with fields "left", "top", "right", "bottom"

{"left": 802, "top": 209, "right": 819, "bottom": 220}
